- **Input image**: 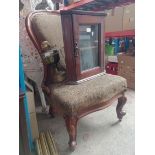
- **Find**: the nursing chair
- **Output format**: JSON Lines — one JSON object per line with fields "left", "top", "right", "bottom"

{"left": 26, "top": 10, "right": 127, "bottom": 150}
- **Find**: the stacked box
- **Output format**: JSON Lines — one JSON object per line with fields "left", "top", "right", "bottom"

{"left": 118, "top": 53, "right": 135, "bottom": 89}
{"left": 123, "top": 3, "right": 135, "bottom": 30}
{"left": 105, "top": 7, "right": 124, "bottom": 32}
{"left": 105, "top": 3, "right": 135, "bottom": 32}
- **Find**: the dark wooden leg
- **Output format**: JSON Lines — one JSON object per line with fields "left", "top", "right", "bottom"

{"left": 49, "top": 105, "right": 55, "bottom": 118}
{"left": 64, "top": 115, "right": 78, "bottom": 151}
{"left": 116, "top": 96, "right": 127, "bottom": 121}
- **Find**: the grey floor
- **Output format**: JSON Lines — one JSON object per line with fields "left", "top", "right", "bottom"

{"left": 36, "top": 89, "right": 134, "bottom": 155}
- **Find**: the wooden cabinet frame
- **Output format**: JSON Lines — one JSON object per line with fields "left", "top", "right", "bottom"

{"left": 61, "top": 10, "right": 106, "bottom": 82}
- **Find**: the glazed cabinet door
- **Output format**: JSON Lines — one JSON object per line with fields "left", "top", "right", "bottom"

{"left": 73, "top": 14, "right": 105, "bottom": 80}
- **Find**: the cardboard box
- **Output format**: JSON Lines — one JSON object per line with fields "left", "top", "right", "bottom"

{"left": 118, "top": 64, "right": 135, "bottom": 74}
{"left": 118, "top": 53, "right": 135, "bottom": 89}
{"left": 29, "top": 113, "right": 39, "bottom": 140}
{"left": 118, "top": 65, "right": 135, "bottom": 74}
{"left": 118, "top": 53, "right": 135, "bottom": 66}
{"left": 105, "top": 4, "right": 135, "bottom": 32}
{"left": 105, "top": 7, "right": 123, "bottom": 32}
{"left": 123, "top": 3, "right": 135, "bottom": 30}
{"left": 127, "top": 79, "right": 135, "bottom": 89}
{"left": 118, "top": 72, "right": 135, "bottom": 89}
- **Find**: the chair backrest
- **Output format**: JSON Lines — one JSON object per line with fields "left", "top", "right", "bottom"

{"left": 26, "top": 11, "right": 65, "bottom": 63}
{"left": 25, "top": 11, "right": 66, "bottom": 89}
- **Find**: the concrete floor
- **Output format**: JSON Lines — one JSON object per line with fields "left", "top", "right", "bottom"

{"left": 36, "top": 89, "right": 134, "bottom": 155}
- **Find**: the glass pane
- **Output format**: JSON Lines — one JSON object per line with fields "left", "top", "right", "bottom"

{"left": 79, "top": 24, "right": 99, "bottom": 71}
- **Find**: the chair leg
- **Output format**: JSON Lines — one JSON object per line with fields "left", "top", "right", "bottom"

{"left": 64, "top": 115, "right": 78, "bottom": 151}
{"left": 38, "top": 87, "right": 48, "bottom": 113}
{"left": 116, "top": 96, "right": 127, "bottom": 121}
{"left": 49, "top": 105, "right": 55, "bottom": 118}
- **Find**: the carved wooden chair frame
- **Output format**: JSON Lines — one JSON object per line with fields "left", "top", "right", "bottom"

{"left": 26, "top": 10, "right": 127, "bottom": 150}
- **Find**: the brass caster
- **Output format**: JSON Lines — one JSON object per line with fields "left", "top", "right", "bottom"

{"left": 69, "top": 141, "right": 77, "bottom": 151}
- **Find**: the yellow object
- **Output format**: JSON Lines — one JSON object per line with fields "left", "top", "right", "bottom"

{"left": 40, "top": 133, "right": 48, "bottom": 155}
{"left": 43, "top": 133, "right": 51, "bottom": 155}
{"left": 45, "top": 131, "right": 57, "bottom": 155}
{"left": 36, "top": 139, "right": 43, "bottom": 155}
{"left": 35, "top": 131, "right": 59, "bottom": 155}
{"left": 48, "top": 130, "right": 59, "bottom": 155}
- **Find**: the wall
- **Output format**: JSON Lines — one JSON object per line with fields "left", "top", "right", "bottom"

{"left": 19, "top": 0, "right": 44, "bottom": 87}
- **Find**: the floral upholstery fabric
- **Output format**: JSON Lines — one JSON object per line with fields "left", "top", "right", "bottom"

{"left": 50, "top": 74, "right": 127, "bottom": 114}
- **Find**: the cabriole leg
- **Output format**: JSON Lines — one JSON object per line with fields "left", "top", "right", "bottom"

{"left": 49, "top": 105, "right": 55, "bottom": 118}
{"left": 64, "top": 115, "right": 78, "bottom": 151}
{"left": 116, "top": 96, "right": 127, "bottom": 121}
{"left": 38, "top": 87, "right": 48, "bottom": 113}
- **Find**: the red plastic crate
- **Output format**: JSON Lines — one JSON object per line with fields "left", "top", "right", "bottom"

{"left": 106, "top": 62, "right": 118, "bottom": 75}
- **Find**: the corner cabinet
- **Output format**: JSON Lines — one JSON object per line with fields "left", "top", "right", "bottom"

{"left": 60, "top": 10, "right": 106, "bottom": 83}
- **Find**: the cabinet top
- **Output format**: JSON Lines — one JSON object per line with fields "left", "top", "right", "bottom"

{"left": 60, "top": 10, "right": 107, "bottom": 16}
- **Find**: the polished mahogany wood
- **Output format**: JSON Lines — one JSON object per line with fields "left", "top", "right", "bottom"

{"left": 64, "top": 115, "right": 78, "bottom": 151}
{"left": 61, "top": 10, "right": 106, "bottom": 82}
{"left": 72, "top": 14, "right": 105, "bottom": 80}
{"left": 61, "top": 13, "right": 77, "bottom": 81}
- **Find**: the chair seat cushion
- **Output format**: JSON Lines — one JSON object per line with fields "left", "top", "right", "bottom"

{"left": 50, "top": 74, "right": 127, "bottom": 114}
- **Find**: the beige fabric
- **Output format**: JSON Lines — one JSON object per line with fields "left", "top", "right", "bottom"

{"left": 50, "top": 74, "right": 127, "bottom": 114}
{"left": 31, "top": 13, "right": 66, "bottom": 69}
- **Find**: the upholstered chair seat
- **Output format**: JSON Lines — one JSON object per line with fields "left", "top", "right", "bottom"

{"left": 50, "top": 74, "right": 127, "bottom": 114}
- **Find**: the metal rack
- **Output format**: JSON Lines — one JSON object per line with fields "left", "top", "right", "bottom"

{"left": 59, "top": 0, "right": 135, "bottom": 11}
{"left": 58, "top": 0, "right": 135, "bottom": 38}
{"left": 105, "top": 30, "right": 135, "bottom": 38}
